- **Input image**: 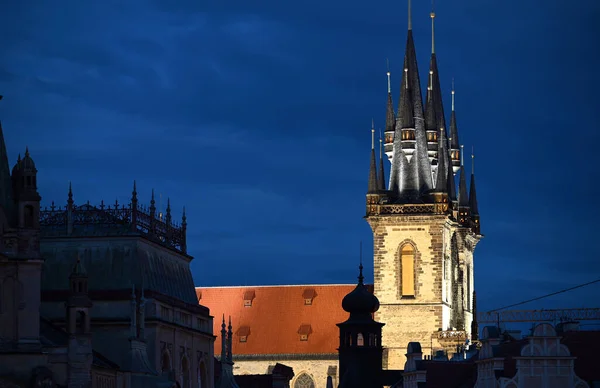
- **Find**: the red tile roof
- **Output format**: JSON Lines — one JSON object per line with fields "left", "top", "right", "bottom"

{"left": 196, "top": 284, "right": 370, "bottom": 355}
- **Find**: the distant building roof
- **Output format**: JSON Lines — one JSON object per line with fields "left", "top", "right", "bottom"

{"left": 196, "top": 284, "right": 374, "bottom": 356}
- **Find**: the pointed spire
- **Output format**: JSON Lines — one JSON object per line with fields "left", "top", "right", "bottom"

{"left": 425, "top": 70, "right": 437, "bottom": 132}
{"left": 220, "top": 315, "right": 227, "bottom": 361}
{"left": 408, "top": 0, "right": 412, "bottom": 30}
{"left": 385, "top": 60, "right": 395, "bottom": 136}
{"left": 430, "top": 1, "right": 436, "bottom": 54}
{"left": 0, "top": 117, "right": 14, "bottom": 222}
{"left": 458, "top": 146, "right": 469, "bottom": 208}
{"left": 367, "top": 122, "right": 378, "bottom": 194}
{"left": 358, "top": 241, "right": 364, "bottom": 285}
{"left": 469, "top": 149, "right": 479, "bottom": 215}
{"left": 450, "top": 80, "right": 461, "bottom": 172}
{"left": 67, "top": 181, "right": 74, "bottom": 207}
{"left": 377, "top": 131, "right": 386, "bottom": 191}
{"left": 149, "top": 189, "right": 156, "bottom": 216}
{"left": 386, "top": 58, "right": 391, "bottom": 94}
{"left": 227, "top": 316, "right": 233, "bottom": 362}
{"left": 132, "top": 180, "right": 137, "bottom": 202}
{"left": 182, "top": 206, "right": 187, "bottom": 225}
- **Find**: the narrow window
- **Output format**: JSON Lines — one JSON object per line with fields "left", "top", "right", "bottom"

{"left": 401, "top": 244, "right": 415, "bottom": 296}
{"left": 356, "top": 333, "right": 364, "bottom": 347}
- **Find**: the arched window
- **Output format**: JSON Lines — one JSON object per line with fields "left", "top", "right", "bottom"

{"left": 294, "top": 373, "right": 315, "bottom": 388}
{"left": 197, "top": 362, "right": 207, "bottom": 388}
{"left": 161, "top": 351, "right": 171, "bottom": 373}
{"left": 356, "top": 333, "right": 364, "bottom": 347}
{"left": 400, "top": 244, "right": 415, "bottom": 296}
{"left": 180, "top": 356, "right": 190, "bottom": 388}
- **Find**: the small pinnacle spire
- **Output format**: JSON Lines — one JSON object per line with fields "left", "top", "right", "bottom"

{"left": 25, "top": 146, "right": 30, "bottom": 157}
{"left": 132, "top": 180, "right": 138, "bottom": 203}
{"left": 386, "top": 58, "right": 391, "bottom": 93}
{"left": 451, "top": 78, "right": 455, "bottom": 111}
{"left": 358, "top": 241, "right": 364, "bottom": 284}
{"left": 471, "top": 146, "right": 475, "bottom": 175}
{"left": 461, "top": 145, "right": 464, "bottom": 166}
{"left": 431, "top": 0, "right": 436, "bottom": 54}
{"left": 377, "top": 130, "right": 386, "bottom": 191}
{"left": 371, "top": 119, "right": 375, "bottom": 149}
{"left": 408, "top": 0, "right": 412, "bottom": 30}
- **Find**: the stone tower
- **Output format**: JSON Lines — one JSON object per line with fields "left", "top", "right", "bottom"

{"left": 365, "top": 1, "right": 482, "bottom": 369}
{"left": 66, "top": 257, "right": 93, "bottom": 388}
{"left": 337, "top": 263, "right": 384, "bottom": 388}
{"left": 0, "top": 115, "right": 44, "bottom": 353}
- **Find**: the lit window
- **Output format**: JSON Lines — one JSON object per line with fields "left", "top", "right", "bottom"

{"left": 400, "top": 244, "right": 415, "bottom": 297}
{"left": 357, "top": 333, "right": 364, "bottom": 347}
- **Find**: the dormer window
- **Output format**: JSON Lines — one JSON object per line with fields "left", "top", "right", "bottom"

{"left": 302, "top": 288, "right": 316, "bottom": 306}
{"left": 243, "top": 290, "right": 255, "bottom": 307}
{"left": 298, "top": 324, "right": 312, "bottom": 341}
{"left": 237, "top": 326, "right": 250, "bottom": 343}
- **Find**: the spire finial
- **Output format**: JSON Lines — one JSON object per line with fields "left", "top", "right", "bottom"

{"left": 431, "top": 0, "right": 436, "bottom": 54}
{"left": 408, "top": 0, "right": 412, "bottom": 30}
{"left": 371, "top": 119, "right": 375, "bottom": 150}
{"left": 461, "top": 145, "right": 464, "bottom": 167}
{"left": 358, "top": 241, "right": 364, "bottom": 284}
{"left": 132, "top": 180, "right": 138, "bottom": 203}
{"left": 471, "top": 146, "right": 475, "bottom": 175}
{"left": 451, "top": 78, "right": 455, "bottom": 111}
{"left": 386, "top": 58, "right": 391, "bottom": 94}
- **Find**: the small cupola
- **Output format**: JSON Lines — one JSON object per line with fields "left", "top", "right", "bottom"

{"left": 341, "top": 263, "right": 380, "bottom": 318}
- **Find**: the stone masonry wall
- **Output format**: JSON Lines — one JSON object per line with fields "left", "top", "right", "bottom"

{"left": 232, "top": 358, "right": 338, "bottom": 388}
{"left": 368, "top": 214, "right": 452, "bottom": 370}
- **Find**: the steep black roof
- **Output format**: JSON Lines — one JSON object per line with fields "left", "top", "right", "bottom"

{"left": 367, "top": 148, "right": 378, "bottom": 194}
{"left": 469, "top": 173, "right": 479, "bottom": 215}
{"left": 458, "top": 166, "right": 469, "bottom": 207}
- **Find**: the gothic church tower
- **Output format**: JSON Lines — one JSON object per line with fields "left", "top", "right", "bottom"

{"left": 365, "top": 2, "right": 482, "bottom": 369}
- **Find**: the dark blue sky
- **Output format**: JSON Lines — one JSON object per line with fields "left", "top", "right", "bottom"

{"left": 1, "top": 0, "right": 599, "bottom": 316}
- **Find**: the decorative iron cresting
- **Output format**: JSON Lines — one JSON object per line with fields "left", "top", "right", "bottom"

{"left": 39, "top": 184, "right": 187, "bottom": 254}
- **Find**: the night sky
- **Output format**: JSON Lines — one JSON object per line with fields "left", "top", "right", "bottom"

{"left": 1, "top": 0, "right": 599, "bottom": 317}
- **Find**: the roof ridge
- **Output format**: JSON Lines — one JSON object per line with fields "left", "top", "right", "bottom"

{"left": 196, "top": 283, "right": 366, "bottom": 289}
